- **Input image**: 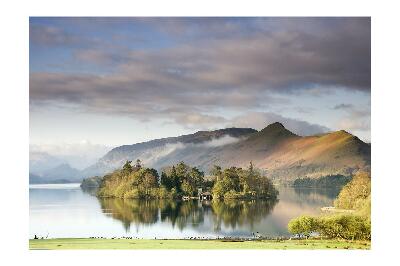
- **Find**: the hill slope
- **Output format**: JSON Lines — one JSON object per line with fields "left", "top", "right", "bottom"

{"left": 82, "top": 123, "right": 370, "bottom": 182}
{"left": 81, "top": 128, "right": 256, "bottom": 177}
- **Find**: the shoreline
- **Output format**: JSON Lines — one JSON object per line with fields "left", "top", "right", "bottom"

{"left": 29, "top": 238, "right": 371, "bottom": 250}
{"left": 321, "top": 206, "right": 355, "bottom": 213}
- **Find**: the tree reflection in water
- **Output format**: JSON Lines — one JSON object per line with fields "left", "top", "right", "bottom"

{"left": 97, "top": 197, "right": 278, "bottom": 233}
{"left": 99, "top": 198, "right": 160, "bottom": 231}
{"left": 211, "top": 199, "right": 278, "bottom": 232}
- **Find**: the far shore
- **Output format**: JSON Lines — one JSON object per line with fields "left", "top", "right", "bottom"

{"left": 321, "top": 206, "right": 355, "bottom": 213}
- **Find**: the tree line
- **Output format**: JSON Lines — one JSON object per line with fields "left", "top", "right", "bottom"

{"left": 293, "top": 174, "right": 352, "bottom": 188}
{"left": 97, "top": 160, "right": 278, "bottom": 200}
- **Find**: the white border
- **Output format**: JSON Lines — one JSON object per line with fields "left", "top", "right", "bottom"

{"left": 1, "top": 0, "right": 399, "bottom": 265}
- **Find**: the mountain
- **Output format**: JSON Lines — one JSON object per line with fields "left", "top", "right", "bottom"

{"left": 41, "top": 163, "right": 81, "bottom": 180}
{"left": 81, "top": 122, "right": 370, "bottom": 183}
{"left": 81, "top": 127, "right": 256, "bottom": 177}
{"left": 29, "top": 172, "right": 44, "bottom": 184}
{"left": 29, "top": 151, "right": 67, "bottom": 174}
{"left": 29, "top": 163, "right": 81, "bottom": 184}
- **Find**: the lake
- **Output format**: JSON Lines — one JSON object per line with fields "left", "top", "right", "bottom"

{"left": 29, "top": 184, "right": 340, "bottom": 239}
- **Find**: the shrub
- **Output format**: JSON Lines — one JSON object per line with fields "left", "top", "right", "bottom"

{"left": 288, "top": 217, "right": 302, "bottom": 236}
{"left": 288, "top": 215, "right": 318, "bottom": 238}
{"left": 319, "top": 215, "right": 371, "bottom": 240}
{"left": 288, "top": 214, "right": 371, "bottom": 240}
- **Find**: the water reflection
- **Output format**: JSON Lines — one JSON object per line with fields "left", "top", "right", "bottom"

{"left": 212, "top": 200, "right": 277, "bottom": 231}
{"left": 30, "top": 184, "right": 338, "bottom": 238}
{"left": 97, "top": 197, "right": 278, "bottom": 234}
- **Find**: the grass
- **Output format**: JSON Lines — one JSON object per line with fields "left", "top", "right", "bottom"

{"left": 29, "top": 238, "right": 371, "bottom": 250}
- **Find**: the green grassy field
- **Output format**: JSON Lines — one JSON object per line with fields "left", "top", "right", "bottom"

{"left": 29, "top": 238, "right": 371, "bottom": 250}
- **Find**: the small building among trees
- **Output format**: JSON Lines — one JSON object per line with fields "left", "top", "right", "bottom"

{"left": 199, "top": 192, "right": 212, "bottom": 201}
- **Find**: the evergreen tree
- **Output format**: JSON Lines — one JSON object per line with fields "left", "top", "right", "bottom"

{"left": 122, "top": 160, "right": 133, "bottom": 175}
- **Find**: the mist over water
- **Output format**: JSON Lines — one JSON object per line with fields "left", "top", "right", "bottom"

{"left": 29, "top": 184, "right": 338, "bottom": 239}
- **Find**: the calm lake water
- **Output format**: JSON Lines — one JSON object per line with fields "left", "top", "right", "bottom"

{"left": 29, "top": 184, "right": 340, "bottom": 239}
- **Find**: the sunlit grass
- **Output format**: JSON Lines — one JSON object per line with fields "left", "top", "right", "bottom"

{"left": 29, "top": 238, "right": 371, "bottom": 250}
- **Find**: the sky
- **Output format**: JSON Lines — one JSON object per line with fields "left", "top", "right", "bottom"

{"left": 30, "top": 17, "right": 371, "bottom": 153}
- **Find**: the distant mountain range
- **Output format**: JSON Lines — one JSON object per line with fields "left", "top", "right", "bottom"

{"left": 29, "top": 163, "right": 81, "bottom": 184}
{"left": 29, "top": 151, "right": 66, "bottom": 174}
{"left": 80, "top": 122, "right": 370, "bottom": 183}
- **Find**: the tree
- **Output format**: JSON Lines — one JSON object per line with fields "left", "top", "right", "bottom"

{"left": 143, "top": 172, "right": 158, "bottom": 189}
{"left": 210, "top": 165, "right": 222, "bottom": 181}
{"left": 222, "top": 167, "right": 240, "bottom": 191}
{"left": 212, "top": 180, "right": 227, "bottom": 199}
{"left": 334, "top": 172, "right": 371, "bottom": 210}
{"left": 175, "top": 161, "right": 189, "bottom": 181}
{"left": 160, "top": 171, "right": 172, "bottom": 190}
{"left": 189, "top": 167, "right": 204, "bottom": 189}
{"left": 135, "top": 159, "right": 142, "bottom": 168}
{"left": 122, "top": 160, "right": 133, "bottom": 175}
{"left": 170, "top": 166, "right": 180, "bottom": 191}
{"left": 181, "top": 180, "right": 194, "bottom": 196}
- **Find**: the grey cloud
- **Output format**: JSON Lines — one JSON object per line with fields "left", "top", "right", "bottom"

{"left": 131, "top": 17, "right": 371, "bottom": 91}
{"left": 29, "top": 70, "right": 283, "bottom": 126}
{"left": 30, "top": 24, "right": 82, "bottom": 47}
{"left": 30, "top": 17, "right": 370, "bottom": 130}
{"left": 334, "top": 104, "right": 354, "bottom": 110}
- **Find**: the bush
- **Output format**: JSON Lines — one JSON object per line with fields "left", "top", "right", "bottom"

{"left": 319, "top": 215, "right": 371, "bottom": 240}
{"left": 288, "top": 214, "right": 371, "bottom": 240}
{"left": 288, "top": 215, "right": 318, "bottom": 238}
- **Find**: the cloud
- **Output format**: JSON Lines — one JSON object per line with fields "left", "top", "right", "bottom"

{"left": 337, "top": 119, "right": 370, "bottom": 132}
{"left": 30, "top": 17, "right": 370, "bottom": 131}
{"left": 30, "top": 24, "right": 82, "bottom": 47}
{"left": 171, "top": 113, "right": 227, "bottom": 128}
{"left": 335, "top": 104, "right": 370, "bottom": 133}
{"left": 120, "top": 135, "right": 243, "bottom": 167}
{"left": 333, "top": 104, "right": 354, "bottom": 110}
{"left": 228, "top": 112, "right": 330, "bottom": 136}
{"left": 202, "top": 135, "right": 242, "bottom": 147}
